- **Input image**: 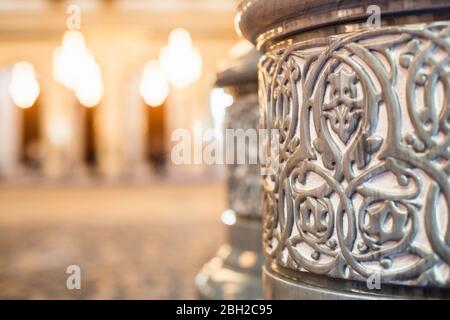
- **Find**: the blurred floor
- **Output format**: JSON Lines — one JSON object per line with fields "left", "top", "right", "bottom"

{"left": 0, "top": 181, "right": 226, "bottom": 299}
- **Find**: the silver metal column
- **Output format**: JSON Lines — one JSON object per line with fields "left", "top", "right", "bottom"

{"left": 237, "top": 0, "right": 450, "bottom": 299}
{"left": 195, "top": 48, "right": 263, "bottom": 299}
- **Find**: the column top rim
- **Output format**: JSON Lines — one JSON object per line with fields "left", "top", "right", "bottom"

{"left": 235, "top": 0, "right": 450, "bottom": 49}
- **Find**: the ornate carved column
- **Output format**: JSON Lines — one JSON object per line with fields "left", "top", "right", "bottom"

{"left": 195, "top": 48, "right": 263, "bottom": 299}
{"left": 0, "top": 68, "right": 21, "bottom": 178}
{"left": 237, "top": 0, "right": 450, "bottom": 299}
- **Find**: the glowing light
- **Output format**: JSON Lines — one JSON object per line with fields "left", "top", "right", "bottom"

{"left": 53, "top": 30, "right": 88, "bottom": 90}
{"left": 139, "top": 60, "right": 170, "bottom": 107}
{"left": 228, "top": 40, "right": 254, "bottom": 59}
{"left": 159, "top": 28, "right": 202, "bottom": 89}
{"left": 221, "top": 209, "right": 237, "bottom": 226}
{"left": 238, "top": 251, "right": 258, "bottom": 268}
{"left": 47, "top": 117, "right": 71, "bottom": 146}
{"left": 9, "top": 61, "right": 40, "bottom": 109}
{"left": 53, "top": 30, "right": 103, "bottom": 107}
{"left": 210, "top": 88, "right": 233, "bottom": 138}
{"left": 211, "top": 88, "right": 233, "bottom": 109}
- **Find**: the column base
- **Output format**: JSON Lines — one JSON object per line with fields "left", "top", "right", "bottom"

{"left": 195, "top": 216, "right": 263, "bottom": 299}
{"left": 263, "top": 266, "right": 377, "bottom": 300}
{"left": 263, "top": 265, "right": 450, "bottom": 300}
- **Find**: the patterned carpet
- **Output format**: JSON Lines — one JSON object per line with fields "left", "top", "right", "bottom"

{"left": 0, "top": 182, "right": 226, "bottom": 299}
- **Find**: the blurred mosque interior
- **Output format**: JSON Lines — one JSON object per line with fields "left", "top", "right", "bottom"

{"left": 6, "top": 0, "right": 450, "bottom": 301}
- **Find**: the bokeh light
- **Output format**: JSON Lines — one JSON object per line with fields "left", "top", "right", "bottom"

{"left": 53, "top": 30, "right": 103, "bottom": 107}
{"left": 9, "top": 61, "right": 40, "bottom": 109}
{"left": 159, "top": 28, "right": 202, "bottom": 89}
{"left": 139, "top": 59, "right": 170, "bottom": 107}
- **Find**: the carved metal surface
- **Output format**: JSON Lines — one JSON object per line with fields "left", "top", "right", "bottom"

{"left": 225, "top": 93, "right": 261, "bottom": 218}
{"left": 259, "top": 22, "right": 450, "bottom": 287}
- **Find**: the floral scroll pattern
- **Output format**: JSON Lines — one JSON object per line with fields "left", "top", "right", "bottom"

{"left": 259, "top": 22, "right": 450, "bottom": 287}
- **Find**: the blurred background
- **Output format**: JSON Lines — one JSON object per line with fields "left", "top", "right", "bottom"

{"left": 0, "top": 0, "right": 240, "bottom": 299}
